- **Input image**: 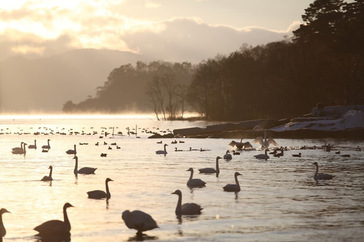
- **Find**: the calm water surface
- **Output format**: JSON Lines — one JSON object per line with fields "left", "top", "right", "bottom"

{"left": 0, "top": 115, "right": 363, "bottom": 241}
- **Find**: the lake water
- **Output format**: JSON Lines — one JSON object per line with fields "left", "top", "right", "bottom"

{"left": 0, "top": 115, "right": 363, "bottom": 241}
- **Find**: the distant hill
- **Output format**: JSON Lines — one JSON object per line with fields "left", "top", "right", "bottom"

{"left": 0, "top": 49, "right": 151, "bottom": 113}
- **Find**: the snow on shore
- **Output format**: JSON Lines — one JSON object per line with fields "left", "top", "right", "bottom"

{"left": 272, "top": 106, "right": 364, "bottom": 132}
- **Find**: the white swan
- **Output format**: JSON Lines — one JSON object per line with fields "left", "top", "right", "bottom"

{"left": 155, "top": 144, "right": 168, "bottom": 155}
{"left": 0, "top": 208, "right": 10, "bottom": 240}
{"left": 12, "top": 142, "right": 26, "bottom": 155}
{"left": 186, "top": 168, "right": 206, "bottom": 188}
{"left": 254, "top": 130, "right": 277, "bottom": 149}
{"left": 313, "top": 162, "right": 334, "bottom": 181}
{"left": 87, "top": 178, "right": 113, "bottom": 199}
{"left": 122, "top": 210, "right": 159, "bottom": 235}
{"left": 34, "top": 203, "right": 73, "bottom": 239}
{"left": 66, "top": 145, "right": 77, "bottom": 155}
{"left": 223, "top": 172, "right": 242, "bottom": 192}
{"left": 41, "top": 166, "right": 53, "bottom": 181}
{"left": 229, "top": 138, "right": 253, "bottom": 150}
{"left": 254, "top": 149, "right": 270, "bottom": 161}
{"left": 73, "top": 156, "right": 97, "bottom": 175}
{"left": 223, "top": 150, "right": 232, "bottom": 160}
{"left": 199, "top": 156, "right": 222, "bottom": 177}
{"left": 42, "top": 139, "right": 51, "bottom": 149}
{"left": 172, "top": 190, "right": 202, "bottom": 216}
{"left": 28, "top": 140, "right": 37, "bottom": 149}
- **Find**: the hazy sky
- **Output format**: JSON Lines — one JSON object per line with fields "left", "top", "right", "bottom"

{"left": 0, "top": 0, "right": 313, "bottom": 62}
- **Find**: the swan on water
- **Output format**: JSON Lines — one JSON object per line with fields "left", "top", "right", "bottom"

{"left": 73, "top": 156, "right": 97, "bottom": 175}
{"left": 223, "top": 150, "right": 232, "bottom": 160}
{"left": 28, "top": 140, "right": 37, "bottom": 149}
{"left": 199, "top": 156, "right": 222, "bottom": 177}
{"left": 254, "top": 149, "right": 270, "bottom": 161}
{"left": 66, "top": 145, "right": 77, "bottom": 155}
{"left": 186, "top": 168, "right": 206, "bottom": 188}
{"left": 172, "top": 190, "right": 202, "bottom": 216}
{"left": 34, "top": 203, "right": 73, "bottom": 239}
{"left": 156, "top": 144, "right": 168, "bottom": 155}
{"left": 12, "top": 142, "right": 24, "bottom": 152}
{"left": 229, "top": 138, "right": 253, "bottom": 150}
{"left": 87, "top": 178, "right": 113, "bottom": 199}
{"left": 12, "top": 142, "right": 27, "bottom": 155}
{"left": 223, "top": 172, "right": 242, "bottom": 192}
{"left": 41, "top": 166, "right": 53, "bottom": 181}
{"left": 0, "top": 208, "right": 10, "bottom": 240}
{"left": 42, "top": 139, "right": 51, "bottom": 149}
{"left": 254, "top": 130, "right": 277, "bottom": 149}
{"left": 313, "top": 162, "right": 334, "bottom": 181}
{"left": 122, "top": 210, "right": 159, "bottom": 235}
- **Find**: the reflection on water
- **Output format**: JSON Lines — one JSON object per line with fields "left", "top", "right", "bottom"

{"left": 0, "top": 116, "right": 363, "bottom": 241}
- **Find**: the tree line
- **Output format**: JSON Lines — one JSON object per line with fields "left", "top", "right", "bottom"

{"left": 63, "top": 0, "right": 364, "bottom": 121}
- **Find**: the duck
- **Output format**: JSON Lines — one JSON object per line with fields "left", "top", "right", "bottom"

{"left": 28, "top": 140, "right": 37, "bottom": 149}
{"left": 156, "top": 144, "right": 168, "bottom": 155}
{"left": 223, "top": 150, "right": 232, "bottom": 160}
{"left": 100, "top": 153, "right": 107, "bottom": 157}
{"left": 34, "top": 203, "right": 73, "bottom": 240}
{"left": 42, "top": 139, "right": 51, "bottom": 149}
{"left": 0, "top": 208, "right": 10, "bottom": 240}
{"left": 41, "top": 166, "right": 53, "bottom": 181}
{"left": 186, "top": 168, "right": 206, "bottom": 188}
{"left": 223, "top": 172, "right": 242, "bottom": 192}
{"left": 87, "top": 178, "right": 113, "bottom": 199}
{"left": 198, "top": 156, "right": 222, "bottom": 177}
{"left": 292, "top": 152, "right": 301, "bottom": 157}
{"left": 73, "top": 156, "right": 97, "bottom": 175}
{"left": 66, "top": 145, "right": 77, "bottom": 155}
{"left": 254, "top": 149, "right": 270, "bottom": 161}
{"left": 122, "top": 210, "right": 159, "bottom": 235}
{"left": 313, "top": 162, "right": 334, "bottom": 181}
{"left": 171, "top": 190, "right": 202, "bottom": 216}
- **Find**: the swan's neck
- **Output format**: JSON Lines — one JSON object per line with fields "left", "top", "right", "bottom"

{"left": 189, "top": 170, "right": 194, "bottom": 181}
{"left": 49, "top": 167, "right": 53, "bottom": 178}
{"left": 176, "top": 194, "right": 182, "bottom": 214}
{"left": 74, "top": 158, "right": 78, "bottom": 174}
{"left": 63, "top": 207, "right": 71, "bottom": 231}
{"left": 235, "top": 175, "right": 240, "bottom": 188}
{"left": 215, "top": 158, "right": 220, "bottom": 172}
{"left": 0, "top": 213, "right": 5, "bottom": 236}
{"left": 315, "top": 165, "right": 319, "bottom": 175}
{"left": 106, "top": 181, "right": 111, "bottom": 198}
{"left": 74, "top": 145, "right": 77, "bottom": 152}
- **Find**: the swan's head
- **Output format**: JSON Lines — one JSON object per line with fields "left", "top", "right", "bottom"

{"left": 48, "top": 165, "right": 53, "bottom": 169}
{"left": 106, "top": 178, "right": 113, "bottom": 183}
{"left": 171, "top": 190, "right": 182, "bottom": 196}
{"left": 0, "top": 208, "right": 10, "bottom": 215}
{"left": 73, "top": 156, "right": 78, "bottom": 160}
{"left": 186, "top": 168, "right": 193, "bottom": 172}
{"left": 121, "top": 210, "right": 131, "bottom": 220}
{"left": 63, "top": 203, "right": 74, "bottom": 209}
{"left": 216, "top": 156, "right": 222, "bottom": 160}
{"left": 313, "top": 162, "right": 318, "bottom": 166}
{"left": 235, "top": 172, "right": 242, "bottom": 177}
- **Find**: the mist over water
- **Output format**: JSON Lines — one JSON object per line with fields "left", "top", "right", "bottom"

{"left": 0, "top": 115, "right": 363, "bottom": 241}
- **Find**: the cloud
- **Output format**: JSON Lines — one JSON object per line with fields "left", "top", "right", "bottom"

{"left": 0, "top": 1, "right": 295, "bottom": 63}
{"left": 122, "top": 18, "right": 289, "bottom": 63}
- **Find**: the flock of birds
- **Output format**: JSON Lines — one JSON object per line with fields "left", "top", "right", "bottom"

{"left": 1, "top": 127, "right": 360, "bottom": 241}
